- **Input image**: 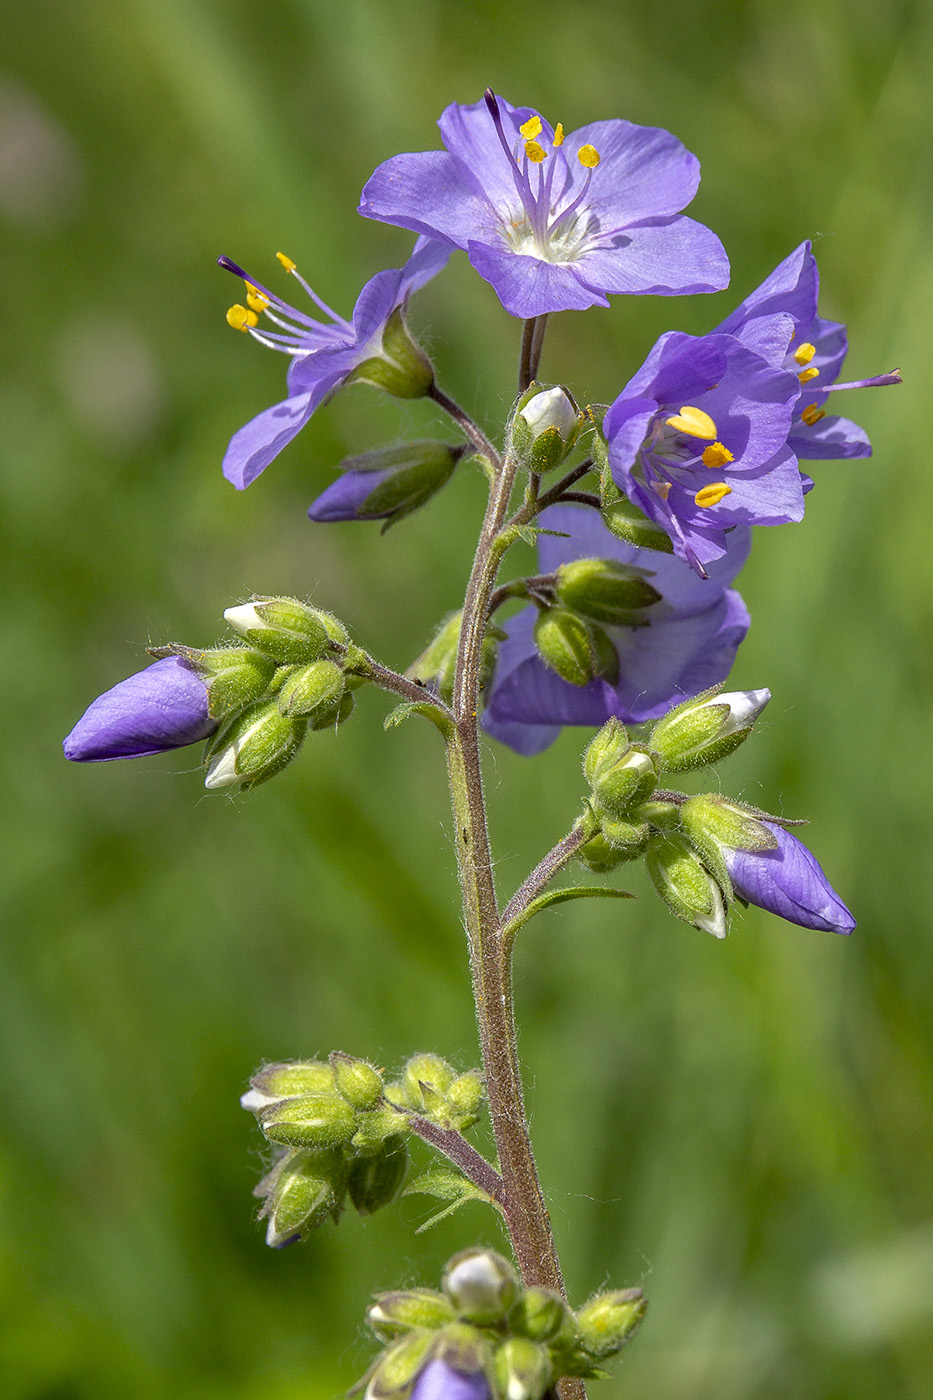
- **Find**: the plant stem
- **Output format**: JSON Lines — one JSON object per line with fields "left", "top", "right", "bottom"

{"left": 403, "top": 1113, "right": 507, "bottom": 1208}
{"left": 428, "top": 383, "right": 500, "bottom": 467}
{"left": 501, "top": 819, "right": 598, "bottom": 931}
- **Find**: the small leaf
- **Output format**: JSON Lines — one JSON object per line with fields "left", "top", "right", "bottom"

{"left": 403, "top": 1169, "right": 494, "bottom": 1233}
{"left": 383, "top": 700, "right": 451, "bottom": 736}
{"left": 503, "top": 885, "right": 634, "bottom": 945}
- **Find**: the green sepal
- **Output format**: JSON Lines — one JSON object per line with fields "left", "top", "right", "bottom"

{"left": 509, "top": 1287, "right": 572, "bottom": 1343}
{"left": 330, "top": 1052, "right": 384, "bottom": 1109}
{"left": 574, "top": 1288, "right": 647, "bottom": 1360}
{"left": 360, "top": 1329, "right": 436, "bottom": 1400}
{"left": 533, "top": 607, "right": 598, "bottom": 687}
{"left": 556, "top": 557, "right": 661, "bottom": 625}
{"left": 224, "top": 597, "right": 332, "bottom": 664}
{"left": 590, "top": 744, "right": 659, "bottom": 820}
{"left": 679, "top": 794, "right": 778, "bottom": 896}
{"left": 494, "top": 1337, "right": 554, "bottom": 1400}
{"left": 367, "top": 1290, "right": 457, "bottom": 1341}
{"left": 253, "top": 1146, "right": 347, "bottom": 1246}
{"left": 203, "top": 702, "right": 307, "bottom": 789}
{"left": 259, "top": 1091, "right": 358, "bottom": 1150}
{"left": 583, "top": 718, "right": 630, "bottom": 786}
{"left": 347, "top": 1136, "right": 409, "bottom": 1216}
{"left": 310, "top": 690, "right": 355, "bottom": 730}
{"left": 403, "top": 1053, "right": 456, "bottom": 1105}
{"left": 351, "top": 1105, "right": 409, "bottom": 1151}
{"left": 645, "top": 832, "right": 728, "bottom": 938}
{"left": 350, "top": 307, "right": 435, "bottom": 399}
{"left": 598, "top": 816, "right": 652, "bottom": 858}
{"left": 575, "top": 832, "right": 631, "bottom": 873}
{"left": 600, "top": 479, "right": 674, "bottom": 554}
{"left": 276, "top": 658, "right": 345, "bottom": 718}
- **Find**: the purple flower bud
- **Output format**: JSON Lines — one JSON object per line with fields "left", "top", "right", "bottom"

{"left": 725, "top": 823, "right": 855, "bottom": 934}
{"left": 63, "top": 657, "right": 216, "bottom": 762}
{"left": 410, "top": 1359, "right": 491, "bottom": 1400}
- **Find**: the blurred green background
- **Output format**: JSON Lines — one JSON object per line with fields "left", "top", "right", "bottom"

{"left": 2, "top": 0, "right": 932, "bottom": 1396}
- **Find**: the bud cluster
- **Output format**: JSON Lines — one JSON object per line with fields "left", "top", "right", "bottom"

{"left": 242, "top": 1052, "right": 485, "bottom": 1246}
{"left": 359, "top": 1248, "right": 646, "bottom": 1400}
{"left": 508, "top": 383, "right": 584, "bottom": 474}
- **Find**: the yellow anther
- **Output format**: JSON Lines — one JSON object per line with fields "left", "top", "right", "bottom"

{"left": 246, "top": 285, "right": 270, "bottom": 314}
{"left": 524, "top": 140, "right": 547, "bottom": 163}
{"left": 694, "top": 483, "right": 733, "bottom": 508}
{"left": 520, "top": 115, "right": 543, "bottom": 141}
{"left": 665, "top": 405, "right": 717, "bottom": 440}
{"left": 653, "top": 481, "right": 672, "bottom": 501}
{"left": 226, "top": 304, "right": 258, "bottom": 332}
{"left": 798, "top": 367, "right": 820, "bottom": 383}
{"left": 577, "top": 144, "right": 600, "bottom": 169}
{"left": 794, "top": 341, "right": 816, "bottom": 366}
{"left": 702, "top": 441, "right": 734, "bottom": 469}
{"left": 276, "top": 252, "right": 297, "bottom": 272}
{"left": 553, "top": 122, "right": 565, "bottom": 146}
{"left": 801, "top": 404, "right": 826, "bottom": 426}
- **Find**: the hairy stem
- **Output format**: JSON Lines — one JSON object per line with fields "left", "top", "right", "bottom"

{"left": 428, "top": 383, "right": 500, "bottom": 467}
{"left": 403, "top": 1113, "right": 507, "bottom": 1208}
{"left": 501, "top": 817, "right": 599, "bottom": 931}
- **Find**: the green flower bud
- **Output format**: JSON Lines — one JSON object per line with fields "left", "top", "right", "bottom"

{"left": 339, "top": 441, "right": 460, "bottom": 526}
{"left": 348, "top": 1136, "right": 409, "bottom": 1216}
{"left": 364, "top": 1330, "right": 436, "bottom": 1400}
{"left": 368, "top": 1289, "right": 457, "bottom": 1341}
{"left": 351, "top": 306, "right": 436, "bottom": 399}
{"left": 406, "top": 613, "right": 496, "bottom": 705}
{"left": 254, "top": 1147, "right": 346, "bottom": 1247}
{"left": 352, "top": 1105, "right": 408, "bottom": 1152}
{"left": 646, "top": 832, "right": 727, "bottom": 939}
{"left": 276, "top": 658, "right": 345, "bottom": 719}
{"left": 575, "top": 1288, "right": 646, "bottom": 1359}
{"left": 511, "top": 384, "right": 582, "bottom": 472}
{"left": 575, "top": 831, "right": 630, "bottom": 873}
{"left": 582, "top": 718, "right": 630, "bottom": 786}
{"left": 649, "top": 687, "right": 771, "bottom": 772}
{"left": 203, "top": 702, "right": 307, "bottom": 789}
{"left": 445, "top": 1071, "right": 484, "bottom": 1126}
{"left": 509, "top": 1287, "right": 571, "bottom": 1343}
{"left": 241, "top": 1059, "right": 336, "bottom": 1114}
{"left": 330, "top": 1053, "right": 384, "bottom": 1110}
{"left": 403, "top": 1053, "right": 457, "bottom": 1106}
{"left": 533, "top": 608, "right": 603, "bottom": 688}
{"left": 309, "top": 689, "right": 355, "bottom": 730}
{"left": 556, "top": 557, "right": 661, "bottom": 625}
{"left": 223, "top": 596, "right": 333, "bottom": 664}
{"left": 590, "top": 745, "right": 659, "bottom": 820}
{"left": 679, "top": 794, "right": 778, "bottom": 892}
{"left": 442, "top": 1248, "right": 520, "bottom": 1324}
{"left": 433, "top": 1322, "right": 494, "bottom": 1375}
{"left": 599, "top": 815, "right": 652, "bottom": 859}
{"left": 599, "top": 480, "right": 674, "bottom": 554}
{"left": 635, "top": 798, "right": 682, "bottom": 829}
{"left": 494, "top": 1337, "right": 554, "bottom": 1400}
{"left": 259, "top": 1092, "right": 358, "bottom": 1150}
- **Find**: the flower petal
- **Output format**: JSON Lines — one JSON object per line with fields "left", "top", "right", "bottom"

{"left": 726, "top": 824, "right": 855, "bottom": 934}
{"left": 64, "top": 657, "right": 215, "bottom": 761}
{"left": 222, "top": 387, "right": 336, "bottom": 489}
{"left": 359, "top": 150, "right": 498, "bottom": 249}
{"left": 466, "top": 241, "right": 609, "bottom": 317}
{"left": 577, "top": 216, "right": 730, "bottom": 296}
{"left": 565, "top": 118, "right": 700, "bottom": 223}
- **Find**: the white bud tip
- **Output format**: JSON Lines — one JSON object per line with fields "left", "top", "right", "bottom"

{"left": 224, "top": 603, "right": 265, "bottom": 634}
{"left": 714, "top": 688, "right": 771, "bottom": 736}
{"left": 519, "top": 386, "right": 577, "bottom": 439}
{"left": 696, "top": 881, "right": 728, "bottom": 939}
{"left": 240, "top": 1088, "right": 278, "bottom": 1113}
{"left": 204, "top": 749, "right": 241, "bottom": 789}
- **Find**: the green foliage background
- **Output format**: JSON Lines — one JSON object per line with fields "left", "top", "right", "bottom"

{"left": 2, "top": 1, "right": 932, "bottom": 1396}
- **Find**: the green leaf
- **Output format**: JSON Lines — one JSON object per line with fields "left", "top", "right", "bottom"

{"left": 502, "top": 885, "right": 634, "bottom": 945}
{"left": 382, "top": 700, "right": 451, "bottom": 736}
{"left": 403, "top": 1170, "right": 493, "bottom": 1232}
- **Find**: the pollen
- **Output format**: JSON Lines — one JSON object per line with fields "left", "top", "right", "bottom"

{"left": 666, "top": 405, "right": 717, "bottom": 440}
{"left": 801, "top": 404, "right": 826, "bottom": 426}
{"left": 702, "top": 441, "right": 734, "bottom": 469}
{"left": 577, "top": 144, "right": 600, "bottom": 169}
{"left": 553, "top": 122, "right": 565, "bottom": 146}
{"left": 276, "top": 252, "right": 297, "bottom": 273}
{"left": 226, "top": 304, "right": 258, "bottom": 332}
{"left": 246, "top": 284, "right": 270, "bottom": 313}
{"left": 524, "top": 140, "right": 547, "bottom": 163}
{"left": 798, "top": 367, "right": 820, "bottom": 383}
{"left": 695, "top": 483, "right": 733, "bottom": 508}
{"left": 520, "top": 115, "right": 543, "bottom": 141}
{"left": 794, "top": 341, "right": 816, "bottom": 366}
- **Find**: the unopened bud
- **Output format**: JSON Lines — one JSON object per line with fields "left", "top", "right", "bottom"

{"left": 309, "top": 441, "right": 459, "bottom": 526}
{"left": 600, "top": 484, "right": 674, "bottom": 554}
{"left": 433, "top": 1323, "right": 494, "bottom": 1376}
{"left": 599, "top": 814, "right": 652, "bottom": 858}
{"left": 583, "top": 718, "right": 630, "bottom": 786}
{"left": 494, "top": 1337, "right": 553, "bottom": 1400}
{"left": 649, "top": 687, "right": 771, "bottom": 772}
{"left": 403, "top": 1053, "right": 456, "bottom": 1106}
{"left": 276, "top": 659, "right": 345, "bottom": 718}
{"left": 330, "top": 1053, "right": 384, "bottom": 1110}
{"left": 310, "top": 689, "right": 355, "bottom": 730}
{"left": 407, "top": 614, "right": 496, "bottom": 705}
{"left": 445, "top": 1072, "right": 484, "bottom": 1127}
{"left": 224, "top": 597, "right": 331, "bottom": 664}
{"left": 679, "top": 794, "right": 778, "bottom": 891}
{"left": 534, "top": 608, "right": 612, "bottom": 688}
{"left": 241, "top": 1059, "right": 335, "bottom": 1114}
{"left": 575, "top": 1288, "right": 646, "bottom": 1359}
{"left": 203, "top": 701, "right": 306, "bottom": 789}
{"left": 364, "top": 1330, "right": 436, "bottom": 1400}
{"left": 254, "top": 1147, "right": 347, "bottom": 1247}
{"left": 368, "top": 1290, "right": 457, "bottom": 1341}
{"left": 512, "top": 385, "right": 581, "bottom": 472}
{"left": 259, "top": 1092, "right": 357, "bottom": 1150}
{"left": 443, "top": 1249, "right": 520, "bottom": 1324}
{"left": 159, "top": 646, "right": 277, "bottom": 719}
{"left": 576, "top": 831, "right": 630, "bottom": 873}
{"left": 509, "top": 1287, "right": 570, "bottom": 1342}
{"left": 591, "top": 745, "right": 659, "bottom": 820}
{"left": 646, "top": 833, "right": 728, "bottom": 938}
{"left": 556, "top": 557, "right": 661, "bottom": 625}
{"left": 348, "top": 1136, "right": 409, "bottom": 1215}
{"left": 352, "top": 1106, "right": 408, "bottom": 1152}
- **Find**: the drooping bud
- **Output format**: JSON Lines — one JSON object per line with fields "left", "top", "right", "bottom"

{"left": 510, "top": 384, "right": 582, "bottom": 472}
{"left": 598, "top": 814, "right": 652, "bottom": 859}
{"left": 590, "top": 744, "right": 659, "bottom": 820}
{"left": 203, "top": 701, "right": 307, "bottom": 789}
{"left": 309, "top": 689, "right": 355, "bottom": 730}
{"left": 254, "top": 1147, "right": 347, "bottom": 1247}
{"left": 493, "top": 1337, "right": 553, "bottom": 1400}
{"left": 575, "top": 1288, "right": 646, "bottom": 1359}
{"left": 509, "top": 1287, "right": 570, "bottom": 1343}
{"left": 645, "top": 833, "right": 728, "bottom": 938}
{"left": 649, "top": 686, "right": 771, "bottom": 772}
{"left": 347, "top": 1136, "right": 410, "bottom": 1215}
{"left": 533, "top": 608, "right": 617, "bottom": 688}
{"left": 555, "top": 557, "right": 661, "bottom": 625}
{"left": 276, "top": 659, "right": 345, "bottom": 718}
{"left": 330, "top": 1052, "right": 385, "bottom": 1110}
{"left": 241, "top": 1059, "right": 336, "bottom": 1114}
{"left": 368, "top": 1290, "right": 457, "bottom": 1341}
{"left": 258, "top": 1091, "right": 358, "bottom": 1150}
{"left": 575, "top": 831, "right": 630, "bottom": 873}
{"left": 223, "top": 597, "right": 332, "bottom": 664}
{"left": 349, "top": 306, "right": 436, "bottom": 400}
{"left": 63, "top": 657, "right": 216, "bottom": 763}
{"left": 442, "top": 1249, "right": 520, "bottom": 1325}
{"left": 308, "top": 441, "right": 459, "bottom": 526}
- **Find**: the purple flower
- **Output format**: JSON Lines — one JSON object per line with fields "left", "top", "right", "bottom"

{"left": 715, "top": 240, "right": 894, "bottom": 461}
{"left": 410, "top": 1359, "right": 491, "bottom": 1400}
{"left": 64, "top": 657, "right": 216, "bottom": 762}
{"left": 359, "top": 91, "right": 729, "bottom": 319}
{"left": 307, "top": 442, "right": 458, "bottom": 525}
{"left": 604, "top": 329, "right": 802, "bottom": 574}
{"left": 483, "top": 505, "right": 750, "bottom": 755}
{"left": 219, "top": 238, "right": 449, "bottom": 489}
{"left": 725, "top": 822, "right": 855, "bottom": 934}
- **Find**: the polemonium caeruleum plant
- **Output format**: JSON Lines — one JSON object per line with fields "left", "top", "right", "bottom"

{"left": 65, "top": 89, "right": 899, "bottom": 1400}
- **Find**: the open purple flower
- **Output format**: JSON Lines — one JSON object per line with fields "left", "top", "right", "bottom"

{"left": 359, "top": 91, "right": 729, "bottom": 319}
{"left": 219, "top": 237, "right": 449, "bottom": 489}
{"left": 604, "top": 328, "right": 802, "bottom": 573}
{"left": 715, "top": 240, "right": 900, "bottom": 461}
{"left": 410, "top": 1359, "right": 492, "bottom": 1400}
{"left": 64, "top": 657, "right": 216, "bottom": 762}
{"left": 726, "top": 822, "right": 855, "bottom": 934}
{"left": 483, "top": 506, "right": 751, "bottom": 755}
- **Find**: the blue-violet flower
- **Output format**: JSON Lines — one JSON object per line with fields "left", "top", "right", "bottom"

{"left": 726, "top": 822, "right": 856, "bottom": 934}
{"left": 64, "top": 657, "right": 216, "bottom": 762}
{"left": 410, "top": 1359, "right": 492, "bottom": 1400}
{"left": 359, "top": 90, "right": 729, "bottom": 319}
